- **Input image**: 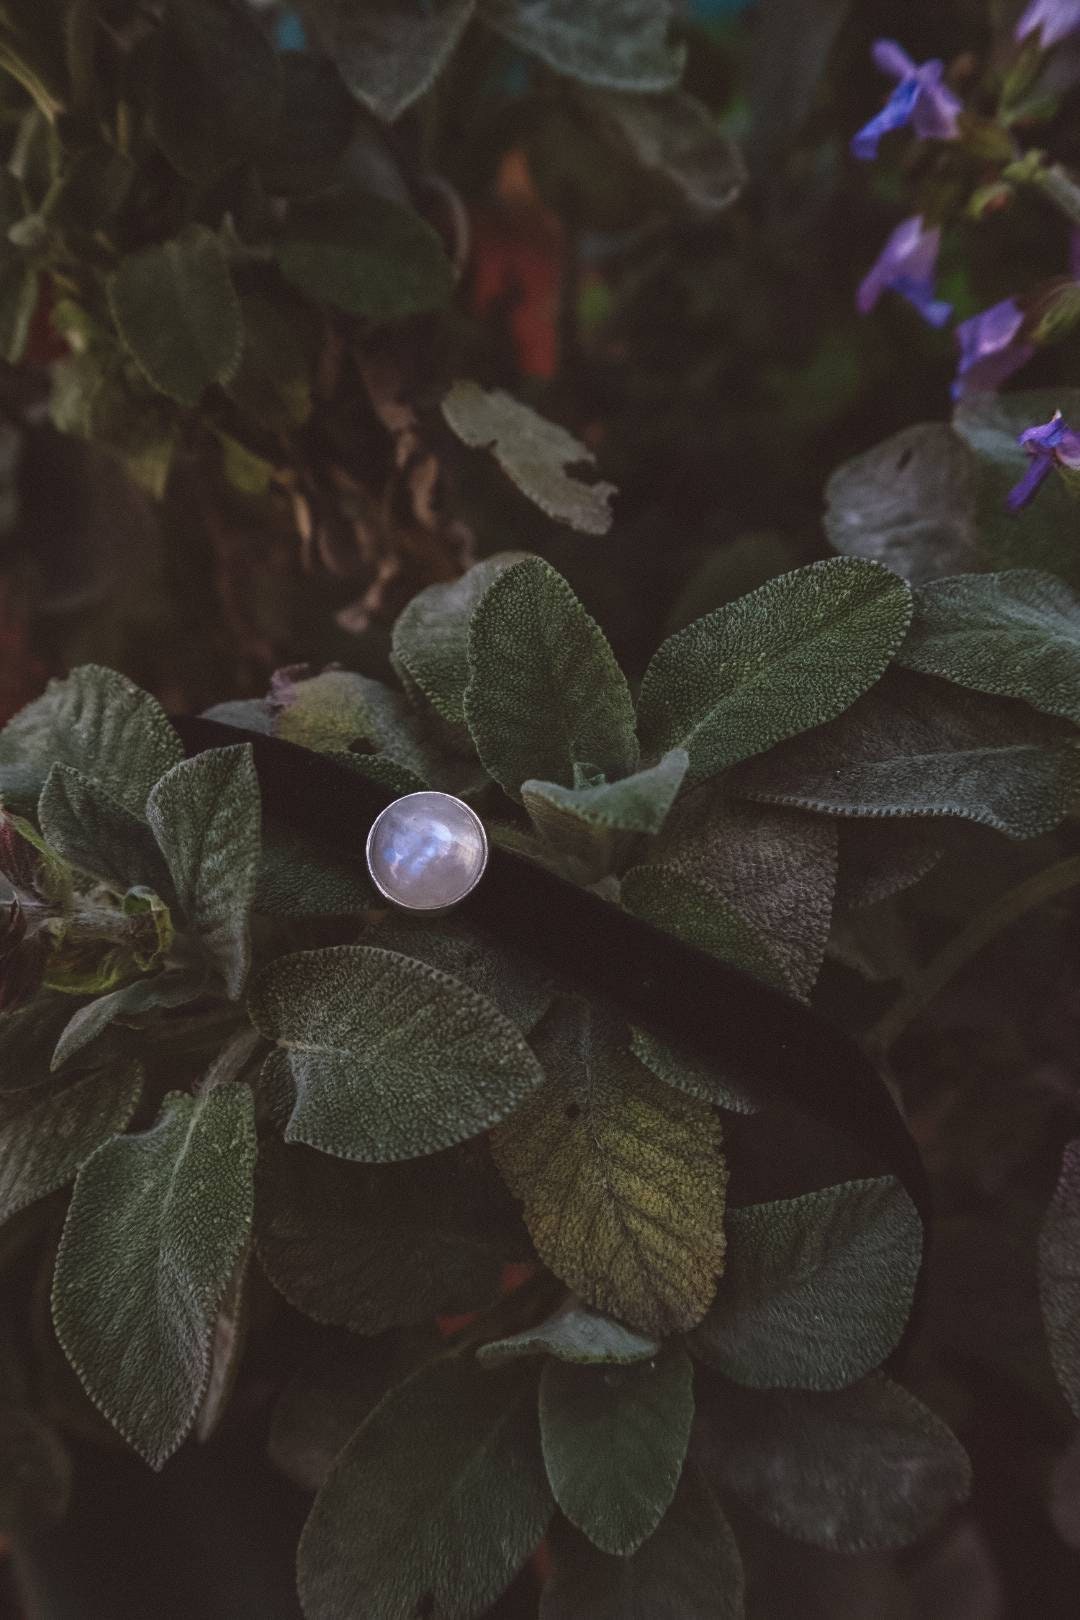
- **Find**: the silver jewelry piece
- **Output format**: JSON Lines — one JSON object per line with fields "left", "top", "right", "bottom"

{"left": 365, "top": 790, "right": 489, "bottom": 914}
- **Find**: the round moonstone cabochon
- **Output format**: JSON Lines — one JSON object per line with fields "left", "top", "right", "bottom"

{"left": 365, "top": 791, "right": 489, "bottom": 912}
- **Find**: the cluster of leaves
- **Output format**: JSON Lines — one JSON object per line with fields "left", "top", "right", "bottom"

{"left": 11, "top": 513, "right": 1080, "bottom": 1610}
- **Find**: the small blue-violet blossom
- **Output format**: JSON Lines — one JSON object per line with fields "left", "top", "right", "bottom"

{"left": 1015, "top": 0, "right": 1080, "bottom": 47}
{"left": 857, "top": 216, "right": 952, "bottom": 327}
{"left": 951, "top": 298, "right": 1036, "bottom": 400}
{"left": 1006, "top": 411, "right": 1080, "bottom": 512}
{"left": 851, "top": 41, "right": 963, "bottom": 161}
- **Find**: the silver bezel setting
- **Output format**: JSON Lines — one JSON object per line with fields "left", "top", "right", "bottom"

{"left": 364, "top": 791, "right": 489, "bottom": 915}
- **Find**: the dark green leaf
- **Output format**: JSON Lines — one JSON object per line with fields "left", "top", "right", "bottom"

{"left": 52, "top": 1083, "right": 257, "bottom": 1468}
{"left": 899, "top": 570, "right": 1080, "bottom": 727}
{"left": 493, "top": 999, "right": 727, "bottom": 1335}
{"left": 0, "top": 996, "right": 92, "bottom": 1093}
{"left": 297, "top": 1356, "right": 552, "bottom": 1620}
{"left": 479, "top": 1298, "right": 660, "bottom": 1367}
{"left": 255, "top": 1135, "right": 501, "bottom": 1333}
{"left": 149, "top": 0, "right": 283, "bottom": 180}
{"left": 541, "top": 1468, "right": 744, "bottom": 1619}
{"left": 248, "top": 945, "right": 545, "bottom": 1161}
{"left": 299, "top": 0, "right": 475, "bottom": 121}
{"left": 0, "top": 1061, "right": 142, "bottom": 1223}
{"left": 38, "top": 763, "right": 173, "bottom": 898}
{"left": 690, "top": 1178, "right": 921, "bottom": 1390}
{"left": 1040, "top": 1136, "right": 1080, "bottom": 1418}
{"left": 51, "top": 974, "right": 204, "bottom": 1071}
{"left": 146, "top": 745, "right": 261, "bottom": 998}
{"left": 479, "top": 0, "right": 684, "bottom": 91}
{"left": 255, "top": 824, "right": 375, "bottom": 916}
{"left": 638, "top": 559, "right": 913, "bottom": 787}
{"left": 0, "top": 249, "right": 37, "bottom": 363}
{"left": 585, "top": 90, "right": 745, "bottom": 216}
{"left": 225, "top": 297, "right": 312, "bottom": 431}
{"left": 540, "top": 1348, "right": 693, "bottom": 1554}
{"left": 108, "top": 225, "right": 243, "bottom": 408}
{"left": 271, "top": 666, "right": 433, "bottom": 780}
{"left": 695, "top": 1374, "right": 971, "bottom": 1552}
{"left": 621, "top": 866, "right": 788, "bottom": 991}
{"left": 465, "top": 558, "right": 638, "bottom": 798}
{"left": 628, "top": 1027, "right": 761, "bottom": 1114}
{"left": 443, "top": 383, "right": 616, "bottom": 535}
{"left": 522, "top": 750, "right": 688, "bottom": 881}
{"left": 361, "top": 913, "right": 553, "bottom": 1033}
{"left": 275, "top": 192, "right": 453, "bottom": 320}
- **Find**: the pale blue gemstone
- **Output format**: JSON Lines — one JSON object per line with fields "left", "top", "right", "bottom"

{"left": 366, "top": 792, "right": 487, "bottom": 911}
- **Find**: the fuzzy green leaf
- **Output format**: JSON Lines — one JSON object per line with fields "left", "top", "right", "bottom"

{"left": 272, "top": 667, "right": 433, "bottom": 781}
{"left": 38, "top": 764, "right": 173, "bottom": 898}
{"left": 255, "top": 1136, "right": 502, "bottom": 1333}
{"left": 522, "top": 750, "right": 688, "bottom": 880}
{"left": 637, "top": 558, "right": 913, "bottom": 787}
{"left": 255, "top": 824, "right": 375, "bottom": 916}
{"left": 586, "top": 89, "right": 745, "bottom": 216}
{"left": 479, "top": 0, "right": 684, "bottom": 91}
{"left": 108, "top": 225, "right": 242, "bottom": 408}
{"left": 621, "top": 866, "right": 788, "bottom": 991}
{"left": 275, "top": 193, "right": 453, "bottom": 320}
{"left": 249, "top": 945, "right": 545, "bottom": 1161}
{"left": 1040, "top": 1137, "right": 1080, "bottom": 1419}
{"left": 696, "top": 1374, "right": 971, "bottom": 1552}
{"left": 360, "top": 914, "right": 553, "bottom": 1033}
{"left": 0, "top": 666, "right": 182, "bottom": 816}
{"left": 149, "top": 0, "right": 282, "bottom": 180}
{"left": 50, "top": 974, "right": 204, "bottom": 1071}
{"left": 732, "top": 669, "right": 1080, "bottom": 839}
{"left": 0, "top": 996, "right": 92, "bottom": 1094}
{"left": 541, "top": 1468, "right": 744, "bottom": 1620}
{"left": 391, "top": 553, "right": 530, "bottom": 729}
{"left": 146, "top": 745, "right": 261, "bottom": 999}
{"left": 493, "top": 999, "right": 727, "bottom": 1335}
{"left": 479, "top": 1298, "right": 660, "bottom": 1367}
{"left": 628, "top": 1027, "right": 761, "bottom": 1114}
{"left": 0, "top": 1061, "right": 142, "bottom": 1224}
{"left": 51, "top": 1083, "right": 256, "bottom": 1467}
{"left": 690, "top": 1178, "right": 921, "bottom": 1391}
{"left": 465, "top": 558, "right": 638, "bottom": 797}
{"left": 298, "top": 0, "right": 475, "bottom": 121}
{"left": 297, "top": 1356, "right": 552, "bottom": 1620}
{"left": 540, "top": 1348, "right": 694, "bottom": 1555}
{"left": 899, "top": 570, "right": 1080, "bottom": 727}
{"left": 444, "top": 383, "right": 616, "bottom": 535}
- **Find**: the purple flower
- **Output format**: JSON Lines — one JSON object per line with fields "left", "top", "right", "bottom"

{"left": 1006, "top": 411, "right": 1080, "bottom": 512}
{"left": 851, "top": 41, "right": 963, "bottom": 161}
{"left": 951, "top": 298, "right": 1036, "bottom": 400}
{"left": 1015, "top": 0, "right": 1080, "bottom": 48}
{"left": 857, "top": 215, "right": 953, "bottom": 327}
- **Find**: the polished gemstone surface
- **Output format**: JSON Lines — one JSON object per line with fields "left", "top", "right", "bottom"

{"left": 365, "top": 791, "right": 488, "bottom": 912}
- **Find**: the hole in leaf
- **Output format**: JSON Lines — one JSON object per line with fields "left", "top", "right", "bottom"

{"left": 564, "top": 1102, "right": 581, "bottom": 1120}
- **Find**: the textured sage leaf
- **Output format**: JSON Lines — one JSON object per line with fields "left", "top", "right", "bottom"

{"left": 149, "top": 0, "right": 282, "bottom": 180}
{"left": 479, "top": 0, "right": 684, "bottom": 91}
{"left": 255, "top": 824, "right": 375, "bottom": 916}
{"left": 51, "top": 1083, "right": 256, "bottom": 1468}
{"left": 465, "top": 558, "right": 638, "bottom": 797}
{"left": 0, "top": 1406, "right": 72, "bottom": 1533}
{"left": 391, "top": 552, "right": 530, "bottom": 729}
{"left": 51, "top": 973, "right": 204, "bottom": 1071}
{"left": 1040, "top": 1137, "right": 1080, "bottom": 1419}
{"left": 479, "top": 1298, "right": 660, "bottom": 1367}
{"left": 194, "top": 1246, "right": 249, "bottom": 1445}
{"left": 586, "top": 90, "right": 745, "bottom": 216}
{"left": 361, "top": 914, "right": 553, "bottom": 1033}
{"left": 248, "top": 945, "right": 545, "bottom": 1162}
{"left": 443, "top": 383, "right": 616, "bottom": 535}
{"left": 299, "top": 0, "right": 475, "bottom": 121}
{"left": 522, "top": 750, "right": 689, "bottom": 880}
{"left": 899, "top": 570, "right": 1080, "bottom": 727}
{"left": 38, "top": 764, "right": 173, "bottom": 899}
{"left": 690, "top": 1178, "right": 921, "bottom": 1391}
{"left": 622, "top": 866, "right": 788, "bottom": 992}
{"left": 108, "top": 225, "right": 243, "bottom": 408}
{"left": 695, "top": 1374, "right": 971, "bottom": 1552}
{"left": 638, "top": 558, "right": 913, "bottom": 787}
{"left": 825, "top": 424, "right": 981, "bottom": 584}
{"left": 732, "top": 670, "right": 1080, "bottom": 839}
{"left": 0, "top": 996, "right": 96, "bottom": 1094}
{"left": 834, "top": 820, "right": 943, "bottom": 911}
{"left": 275, "top": 193, "right": 453, "bottom": 319}
{"left": 147, "top": 745, "right": 260, "bottom": 999}
{"left": 255, "top": 1136, "right": 501, "bottom": 1333}
{"left": 0, "top": 666, "right": 182, "bottom": 816}
{"left": 541, "top": 1468, "right": 744, "bottom": 1620}
{"left": 540, "top": 1347, "right": 694, "bottom": 1555}
{"left": 629, "top": 1027, "right": 761, "bottom": 1114}
{"left": 297, "top": 1356, "right": 552, "bottom": 1620}
{"left": 493, "top": 1000, "right": 727, "bottom": 1335}
{"left": 0, "top": 1062, "right": 142, "bottom": 1224}
{"left": 272, "top": 667, "right": 433, "bottom": 781}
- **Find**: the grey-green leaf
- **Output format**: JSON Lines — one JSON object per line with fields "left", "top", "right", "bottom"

{"left": 637, "top": 558, "right": 913, "bottom": 786}
{"left": 0, "top": 665, "right": 182, "bottom": 816}
{"left": 51, "top": 1083, "right": 256, "bottom": 1467}
{"left": 899, "top": 570, "right": 1080, "bottom": 727}
{"left": 522, "top": 750, "right": 688, "bottom": 880}
{"left": 298, "top": 0, "right": 475, "bottom": 122}
{"left": 586, "top": 90, "right": 746, "bottom": 216}
{"left": 146, "top": 745, "right": 261, "bottom": 998}
{"left": 360, "top": 913, "right": 553, "bottom": 1033}
{"left": 621, "top": 866, "right": 789, "bottom": 991}
{"left": 1040, "top": 1137, "right": 1080, "bottom": 1419}
{"left": 629, "top": 1027, "right": 761, "bottom": 1114}
{"left": 465, "top": 558, "right": 638, "bottom": 797}
{"left": 690, "top": 1178, "right": 922, "bottom": 1391}
{"left": 297, "top": 1356, "right": 552, "bottom": 1620}
{"left": 0, "top": 1062, "right": 142, "bottom": 1224}
{"left": 540, "top": 1348, "right": 694, "bottom": 1554}
{"left": 38, "top": 764, "right": 173, "bottom": 898}
{"left": 479, "top": 0, "right": 684, "bottom": 91}
{"left": 275, "top": 193, "right": 453, "bottom": 320}
{"left": 248, "top": 945, "right": 545, "bottom": 1161}
{"left": 109, "top": 225, "right": 242, "bottom": 408}
{"left": 51, "top": 974, "right": 204, "bottom": 1071}
{"left": 695, "top": 1374, "right": 971, "bottom": 1552}
{"left": 443, "top": 383, "right": 616, "bottom": 535}
{"left": 149, "top": 0, "right": 283, "bottom": 180}
{"left": 479, "top": 1298, "right": 660, "bottom": 1367}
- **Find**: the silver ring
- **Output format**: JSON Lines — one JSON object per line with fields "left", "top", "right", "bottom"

{"left": 365, "top": 791, "right": 489, "bottom": 915}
